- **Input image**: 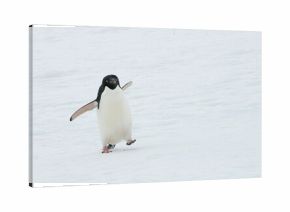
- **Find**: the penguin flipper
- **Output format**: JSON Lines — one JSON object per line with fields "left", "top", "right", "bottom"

{"left": 121, "top": 81, "right": 133, "bottom": 90}
{"left": 70, "top": 100, "right": 97, "bottom": 121}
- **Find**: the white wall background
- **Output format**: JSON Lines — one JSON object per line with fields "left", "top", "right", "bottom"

{"left": 0, "top": 0, "right": 289, "bottom": 211}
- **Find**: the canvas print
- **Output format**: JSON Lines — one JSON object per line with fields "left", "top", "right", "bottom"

{"left": 29, "top": 25, "right": 261, "bottom": 187}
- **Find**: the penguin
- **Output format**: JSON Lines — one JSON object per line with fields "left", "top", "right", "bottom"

{"left": 70, "top": 75, "right": 136, "bottom": 153}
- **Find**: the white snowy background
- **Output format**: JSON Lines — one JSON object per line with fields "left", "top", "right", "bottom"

{"left": 32, "top": 26, "right": 261, "bottom": 183}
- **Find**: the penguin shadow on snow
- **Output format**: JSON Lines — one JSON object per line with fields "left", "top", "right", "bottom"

{"left": 70, "top": 75, "right": 137, "bottom": 154}
{"left": 101, "top": 146, "right": 140, "bottom": 155}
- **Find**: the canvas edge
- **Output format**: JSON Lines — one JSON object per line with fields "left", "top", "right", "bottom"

{"left": 28, "top": 24, "right": 262, "bottom": 33}
{"left": 29, "top": 177, "right": 262, "bottom": 188}
{"left": 29, "top": 25, "right": 33, "bottom": 187}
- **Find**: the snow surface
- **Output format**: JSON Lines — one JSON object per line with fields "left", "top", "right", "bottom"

{"left": 31, "top": 26, "right": 261, "bottom": 183}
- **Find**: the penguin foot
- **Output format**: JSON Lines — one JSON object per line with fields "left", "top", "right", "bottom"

{"left": 107, "top": 144, "right": 116, "bottom": 149}
{"left": 126, "top": 139, "right": 136, "bottom": 145}
{"left": 102, "top": 146, "right": 111, "bottom": 153}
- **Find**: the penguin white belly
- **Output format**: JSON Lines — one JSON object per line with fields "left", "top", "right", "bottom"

{"left": 97, "top": 87, "right": 132, "bottom": 146}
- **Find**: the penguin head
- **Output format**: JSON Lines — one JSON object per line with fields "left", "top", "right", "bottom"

{"left": 102, "top": 75, "right": 120, "bottom": 89}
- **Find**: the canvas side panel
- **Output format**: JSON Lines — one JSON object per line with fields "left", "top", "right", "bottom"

{"left": 29, "top": 25, "right": 33, "bottom": 187}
